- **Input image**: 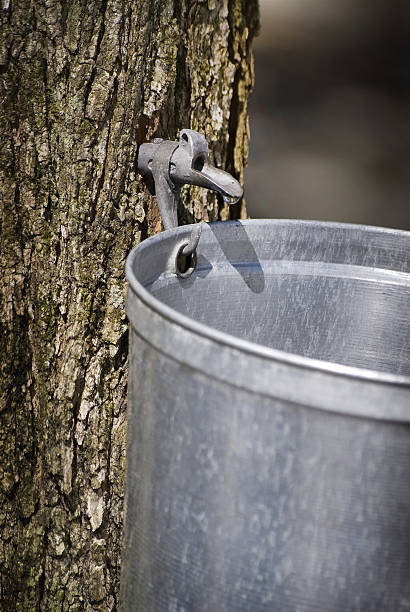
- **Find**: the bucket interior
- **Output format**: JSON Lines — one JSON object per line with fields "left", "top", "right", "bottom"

{"left": 133, "top": 221, "right": 410, "bottom": 377}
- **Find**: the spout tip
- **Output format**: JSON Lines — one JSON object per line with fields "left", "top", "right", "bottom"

{"left": 201, "top": 163, "right": 243, "bottom": 205}
{"left": 223, "top": 177, "right": 243, "bottom": 204}
{"left": 221, "top": 180, "right": 243, "bottom": 205}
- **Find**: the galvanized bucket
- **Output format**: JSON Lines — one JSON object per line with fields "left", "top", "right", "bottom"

{"left": 122, "top": 219, "right": 410, "bottom": 611}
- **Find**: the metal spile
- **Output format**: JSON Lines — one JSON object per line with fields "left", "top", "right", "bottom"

{"left": 137, "top": 129, "right": 243, "bottom": 255}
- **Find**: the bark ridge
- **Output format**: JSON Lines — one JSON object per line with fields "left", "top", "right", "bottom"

{"left": 0, "top": 0, "right": 259, "bottom": 608}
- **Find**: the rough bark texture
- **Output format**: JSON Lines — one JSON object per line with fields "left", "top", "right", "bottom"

{"left": 0, "top": 0, "right": 259, "bottom": 609}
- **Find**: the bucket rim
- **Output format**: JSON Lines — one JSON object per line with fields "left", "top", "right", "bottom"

{"left": 126, "top": 219, "right": 410, "bottom": 388}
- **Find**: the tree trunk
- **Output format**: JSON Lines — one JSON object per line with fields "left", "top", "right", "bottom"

{"left": 0, "top": 0, "right": 259, "bottom": 609}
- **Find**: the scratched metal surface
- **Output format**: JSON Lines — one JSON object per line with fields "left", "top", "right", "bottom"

{"left": 122, "top": 220, "right": 410, "bottom": 611}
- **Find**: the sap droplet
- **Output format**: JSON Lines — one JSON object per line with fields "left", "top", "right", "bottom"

{"left": 223, "top": 194, "right": 241, "bottom": 205}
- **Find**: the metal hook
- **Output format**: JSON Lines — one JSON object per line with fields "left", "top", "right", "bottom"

{"left": 181, "top": 223, "right": 202, "bottom": 256}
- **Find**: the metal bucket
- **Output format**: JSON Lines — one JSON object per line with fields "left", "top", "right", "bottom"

{"left": 122, "top": 219, "right": 410, "bottom": 611}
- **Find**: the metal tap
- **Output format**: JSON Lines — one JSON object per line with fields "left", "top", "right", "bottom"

{"left": 137, "top": 129, "right": 243, "bottom": 254}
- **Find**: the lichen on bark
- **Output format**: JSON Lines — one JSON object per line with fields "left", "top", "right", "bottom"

{"left": 0, "top": 0, "right": 259, "bottom": 609}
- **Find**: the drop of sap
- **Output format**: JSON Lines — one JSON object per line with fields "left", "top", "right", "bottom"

{"left": 223, "top": 194, "right": 241, "bottom": 205}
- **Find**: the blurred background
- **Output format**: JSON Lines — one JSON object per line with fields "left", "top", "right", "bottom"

{"left": 245, "top": 0, "right": 410, "bottom": 230}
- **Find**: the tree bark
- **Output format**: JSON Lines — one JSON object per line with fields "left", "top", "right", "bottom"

{"left": 0, "top": 0, "right": 259, "bottom": 609}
